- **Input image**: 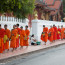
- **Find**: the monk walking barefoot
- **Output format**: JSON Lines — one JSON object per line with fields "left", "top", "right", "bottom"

{"left": 24, "top": 26, "right": 30, "bottom": 48}
{"left": 41, "top": 25, "right": 48, "bottom": 45}
{"left": 16, "top": 24, "right": 21, "bottom": 49}
{"left": 48, "top": 26, "right": 54, "bottom": 44}
{"left": 0, "top": 24, "right": 5, "bottom": 53}
{"left": 20, "top": 26, "right": 26, "bottom": 49}
{"left": 4, "top": 24, "right": 11, "bottom": 52}
{"left": 61, "top": 25, "right": 64, "bottom": 40}
{"left": 57, "top": 26, "right": 61, "bottom": 40}
{"left": 10, "top": 25, "right": 17, "bottom": 52}
{"left": 53, "top": 25, "right": 57, "bottom": 41}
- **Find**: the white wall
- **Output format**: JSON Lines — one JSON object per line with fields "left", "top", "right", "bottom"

{"left": 0, "top": 16, "right": 29, "bottom": 30}
{"left": 32, "top": 19, "right": 65, "bottom": 41}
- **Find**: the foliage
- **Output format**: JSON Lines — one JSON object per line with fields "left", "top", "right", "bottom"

{"left": 63, "top": 0, "right": 65, "bottom": 13}
{"left": 0, "top": 0, "right": 35, "bottom": 18}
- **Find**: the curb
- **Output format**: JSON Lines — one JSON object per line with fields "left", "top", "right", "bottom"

{"left": 0, "top": 42, "right": 65, "bottom": 62}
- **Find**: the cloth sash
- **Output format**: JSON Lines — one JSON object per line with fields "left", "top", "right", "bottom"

{"left": 42, "top": 33, "right": 45, "bottom": 37}
{"left": 16, "top": 34, "right": 19, "bottom": 38}
{"left": 58, "top": 31, "right": 60, "bottom": 34}
{"left": 4, "top": 35, "right": 8, "bottom": 43}
{"left": 24, "top": 35, "right": 27, "bottom": 40}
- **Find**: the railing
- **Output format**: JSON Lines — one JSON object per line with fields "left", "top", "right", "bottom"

{"left": 0, "top": 16, "right": 22, "bottom": 22}
{"left": 0, "top": 16, "right": 29, "bottom": 30}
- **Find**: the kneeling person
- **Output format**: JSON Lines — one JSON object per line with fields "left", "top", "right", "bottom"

{"left": 31, "top": 34, "right": 37, "bottom": 45}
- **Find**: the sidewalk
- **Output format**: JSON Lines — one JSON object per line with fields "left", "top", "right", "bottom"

{"left": 0, "top": 40, "right": 65, "bottom": 60}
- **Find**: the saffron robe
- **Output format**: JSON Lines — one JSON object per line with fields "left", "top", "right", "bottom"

{"left": 61, "top": 28, "right": 64, "bottom": 39}
{"left": 16, "top": 28, "right": 21, "bottom": 48}
{"left": 42, "top": 27, "right": 48, "bottom": 42}
{"left": 0, "top": 29, "right": 5, "bottom": 53}
{"left": 10, "top": 29, "right": 17, "bottom": 48}
{"left": 4, "top": 29, "right": 11, "bottom": 50}
{"left": 48, "top": 28, "right": 54, "bottom": 42}
{"left": 63, "top": 28, "right": 65, "bottom": 38}
{"left": 41, "top": 34, "right": 44, "bottom": 41}
{"left": 53, "top": 27, "right": 57, "bottom": 40}
{"left": 57, "top": 28, "right": 61, "bottom": 39}
{"left": 24, "top": 29, "right": 30, "bottom": 46}
{"left": 20, "top": 30, "right": 26, "bottom": 46}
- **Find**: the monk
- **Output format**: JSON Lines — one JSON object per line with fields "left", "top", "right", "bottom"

{"left": 0, "top": 24, "right": 5, "bottom": 53}
{"left": 20, "top": 26, "right": 26, "bottom": 48}
{"left": 57, "top": 26, "right": 61, "bottom": 40}
{"left": 24, "top": 26, "right": 30, "bottom": 47}
{"left": 61, "top": 25, "right": 64, "bottom": 40}
{"left": 48, "top": 26, "right": 54, "bottom": 43}
{"left": 10, "top": 25, "right": 18, "bottom": 51}
{"left": 42, "top": 25, "right": 48, "bottom": 45}
{"left": 16, "top": 24, "right": 21, "bottom": 48}
{"left": 63, "top": 28, "right": 65, "bottom": 39}
{"left": 41, "top": 32, "right": 45, "bottom": 42}
{"left": 4, "top": 24, "right": 11, "bottom": 51}
{"left": 53, "top": 25, "right": 57, "bottom": 41}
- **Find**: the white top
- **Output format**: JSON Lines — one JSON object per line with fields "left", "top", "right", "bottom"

{"left": 31, "top": 37, "right": 36, "bottom": 43}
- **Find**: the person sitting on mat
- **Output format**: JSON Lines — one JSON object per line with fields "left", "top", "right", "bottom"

{"left": 31, "top": 34, "right": 37, "bottom": 45}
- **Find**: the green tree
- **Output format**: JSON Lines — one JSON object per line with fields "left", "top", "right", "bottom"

{"left": 63, "top": 0, "right": 65, "bottom": 13}
{"left": 0, "top": 0, "right": 35, "bottom": 18}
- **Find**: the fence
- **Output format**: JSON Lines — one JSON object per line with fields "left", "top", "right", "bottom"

{"left": 32, "top": 19, "right": 65, "bottom": 41}
{"left": 0, "top": 16, "right": 29, "bottom": 30}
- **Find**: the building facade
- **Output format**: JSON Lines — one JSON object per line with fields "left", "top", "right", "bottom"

{"left": 29, "top": 0, "right": 63, "bottom": 23}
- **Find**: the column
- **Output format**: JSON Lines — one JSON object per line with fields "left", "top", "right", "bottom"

{"left": 32, "top": 20, "right": 39, "bottom": 41}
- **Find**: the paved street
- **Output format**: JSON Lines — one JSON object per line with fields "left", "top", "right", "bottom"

{"left": 1, "top": 44, "right": 65, "bottom": 65}
{"left": 0, "top": 40, "right": 65, "bottom": 60}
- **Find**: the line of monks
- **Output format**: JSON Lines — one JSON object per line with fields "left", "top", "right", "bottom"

{"left": 0, "top": 24, "right": 30, "bottom": 53}
{"left": 41, "top": 25, "right": 65, "bottom": 45}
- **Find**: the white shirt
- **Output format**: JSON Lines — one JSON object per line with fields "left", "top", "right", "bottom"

{"left": 31, "top": 37, "right": 36, "bottom": 43}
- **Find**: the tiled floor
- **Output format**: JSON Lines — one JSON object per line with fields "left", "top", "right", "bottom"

{"left": 0, "top": 40, "right": 65, "bottom": 60}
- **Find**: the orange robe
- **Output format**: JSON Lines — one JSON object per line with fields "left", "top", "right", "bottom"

{"left": 61, "top": 28, "right": 64, "bottom": 39}
{"left": 0, "top": 29, "right": 5, "bottom": 53}
{"left": 24, "top": 29, "right": 30, "bottom": 46}
{"left": 4, "top": 29, "right": 11, "bottom": 50}
{"left": 16, "top": 28, "right": 21, "bottom": 48}
{"left": 48, "top": 28, "right": 54, "bottom": 42}
{"left": 10, "top": 29, "right": 17, "bottom": 48}
{"left": 63, "top": 28, "right": 65, "bottom": 38}
{"left": 20, "top": 30, "right": 26, "bottom": 46}
{"left": 41, "top": 34, "right": 44, "bottom": 41}
{"left": 53, "top": 27, "right": 57, "bottom": 40}
{"left": 42, "top": 27, "right": 48, "bottom": 42}
{"left": 57, "top": 28, "right": 61, "bottom": 39}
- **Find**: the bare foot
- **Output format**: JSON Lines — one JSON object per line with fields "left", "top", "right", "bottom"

{"left": 12, "top": 48, "right": 14, "bottom": 52}
{"left": 20, "top": 46, "right": 23, "bottom": 50}
{"left": 0, "top": 53, "right": 2, "bottom": 55}
{"left": 3, "top": 51, "right": 5, "bottom": 54}
{"left": 26, "top": 46, "right": 28, "bottom": 48}
{"left": 44, "top": 43, "right": 46, "bottom": 45}
{"left": 15, "top": 48, "right": 17, "bottom": 50}
{"left": 8, "top": 49, "right": 9, "bottom": 51}
{"left": 7, "top": 49, "right": 9, "bottom": 53}
{"left": 50, "top": 42, "right": 52, "bottom": 44}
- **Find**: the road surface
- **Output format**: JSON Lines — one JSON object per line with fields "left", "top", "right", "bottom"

{"left": 1, "top": 45, "right": 65, "bottom": 65}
